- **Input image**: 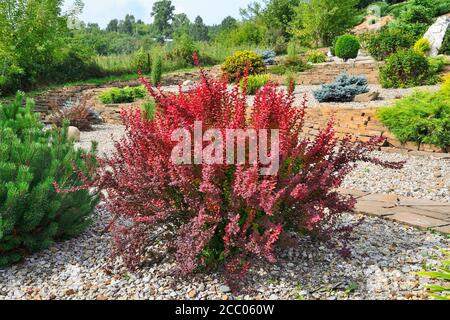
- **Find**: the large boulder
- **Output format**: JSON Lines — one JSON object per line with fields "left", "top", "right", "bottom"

{"left": 423, "top": 16, "right": 450, "bottom": 56}
{"left": 68, "top": 126, "right": 81, "bottom": 142}
{"left": 353, "top": 91, "right": 379, "bottom": 102}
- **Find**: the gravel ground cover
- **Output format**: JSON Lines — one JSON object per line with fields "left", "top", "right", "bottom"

{"left": 0, "top": 208, "right": 447, "bottom": 300}
{"left": 2, "top": 120, "right": 447, "bottom": 301}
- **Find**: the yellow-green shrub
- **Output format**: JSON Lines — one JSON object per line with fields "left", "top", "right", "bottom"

{"left": 413, "top": 38, "right": 431, "bottom": 56}
{"left": 240, "top": 74, "right": 270, "bottom": 94}
{"left": 222, "top": 50, "right": 266, "bottom": 82}
{"left": 442, "top": 74, "right": 450, "bottom": 93}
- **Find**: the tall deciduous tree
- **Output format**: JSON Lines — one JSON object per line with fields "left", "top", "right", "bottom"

{"left": 151, "top": 0, "right": 175, "bottom": 38}
{"left": 263, "top": 0, "right": 300, "bottom": 37}
{"left": 106, "top": 19, "right": 119, "bottom": 32}
{"left": 191, "top": 16, "right": 209, "bottom": 41}
{"left": 172, "top": 13, "right": 190, "bottom": 36}
{"left": 0, "top": 0, "right": 69, "bottom": 92}
{"left": 290, "top": 0, "right": 359, "bottom": 47}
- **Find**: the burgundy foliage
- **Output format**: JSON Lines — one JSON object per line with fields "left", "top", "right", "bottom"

{"left": 74, "top": 56, "right": 403, "bottom": 284}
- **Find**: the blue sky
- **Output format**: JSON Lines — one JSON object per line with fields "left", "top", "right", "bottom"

{"left": 63, "top": 0, "right": 261, "bottom": 28}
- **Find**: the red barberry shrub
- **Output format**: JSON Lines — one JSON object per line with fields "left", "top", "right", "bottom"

{"left": 77, "top": 58, "right": 403, "bottom": 285}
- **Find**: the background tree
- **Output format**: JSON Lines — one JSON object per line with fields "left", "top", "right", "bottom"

{"left": 172, "top": 13, "right": 191, "bottom": 36}
{"left": 239, "top": 1, "right": 263, "bottom": 20}
{"left": 191, "top": 16, "right": 209, "bottom": 41}
{"left": 119, "top": 14, "right": 136, "bottom": 34}
{"left": 151, "top": 0, "right": 175, "bottom": 39}
{"left": 106, "top": 19, "right": 119, "bottom": 32}
{"left": 263, "top": 0, "right": 300, "bottom": 37}
{"left": 220, "top": 16, "right": 238, "bottom": 30}
{"left": 290, "top": 0, "right": 359, "bottom": 47}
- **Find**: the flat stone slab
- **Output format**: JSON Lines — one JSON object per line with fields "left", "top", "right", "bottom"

{"left": 391, "top": 206, "right": 449, "bottom": 221}
{"left": 413, "top": 206, "right": 450, "bottom": 216}
{"left": 341, "top": 190, "right": 450, "bottom": 234}
{"left": 354, "top": 200, "right": 396, "bottom": 217}
{"left": 387, "top": 212, "right": 449, "bottom": 229}
{"left": 359, "top": 194, "right": 399, "bottom": 205}
{"left": 433, "top": 225, "right": 450, "bottom": 235}
{"left": 336, "top": 188, "right": 370, "bottom": 199}
{"left": 398, "top": 198, "right": 450, "bottom": 207}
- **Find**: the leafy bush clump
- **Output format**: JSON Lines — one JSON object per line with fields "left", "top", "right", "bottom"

{"left": 279, "top": 56, "right": 309, "bottom": 73}
{"left": 334, "top": 35, "right": 360, "bottom": 60}
{"left": 166, "top": 33, "right": 198, "bottom": 67}
{"left": 99, "top": 86, "right": 146, "bottom": 104}
{"left": 306, "top": 50, "right": 327, "bottom": 64}
{"left": 414, "top": 38, "right": 431, "bottom": 56}
{"left": 76, "top": 67, "right": 402, "bottom": 285}
{"left": 366, "top": 28, "right": 415, "bottom": 61}
{"left": 0, "top": 93, "right": 99, "bottom": 267}
{"left": 314, "top": 74, "right": 369, "bottom": 103}
{"left": 377, "top": 89, "right": 450, "bottom": 150}
{"left": 240, "top": 74, "right": 270, "bottom": 94}
{"left": 133, "top": 48, "right": 151, "bottom": 74}
{"left": 222, "top": 50, "right": 266, "bottom": 82}
{"left": 256, "top": 49, "right": 276, "bottom": 65}
{"left": 428, "top": 56, "right": 449, "bottom": 75}
{"left": 379, "top": 49, "right": 435, "bottom": 88}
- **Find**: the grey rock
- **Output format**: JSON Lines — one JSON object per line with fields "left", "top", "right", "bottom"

{"left": 423, "top": 16, "right": 450, "bottom": 56}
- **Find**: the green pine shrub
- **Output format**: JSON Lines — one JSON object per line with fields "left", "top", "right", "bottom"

{"left": 377, "top": 89, "right": 450, "bottom": 150}
{"left": 379, "top": 49, "right": 436, "bottom": 88}
{"left": 334, "top": 35, "right": 360, "bottom": 60}
{"left": 0, "top": 93, "right": 99, "bottom": 267}
{"left": 98, "top": 86, "right": 147, "bottom": 104}
{"left": 366, "top": 28, "right": 415, "bottom": 61}
{"left": 313, "top": 73, "right": 369, "bottom": 103}
{"left": 222, "top": 50, "right": 266, "bottom": 82}
{"left": 151, "top": 54, "right": 163, "bottom": 86}
{"left": 240, "top": 74, "right": 270, "bottom": 94}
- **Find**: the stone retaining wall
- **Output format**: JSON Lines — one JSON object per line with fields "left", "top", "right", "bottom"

{"left": 297, "top": 61, "right": 380, "bottom": 85}
{"left": 303, "top": 107, "right": 444, "bottom": 153}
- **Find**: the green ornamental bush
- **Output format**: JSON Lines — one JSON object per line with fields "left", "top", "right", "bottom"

{"left": 366, "top": 28, "right": 415, "bottom": 61}
{"left": 99, "top": 86, "right": 147, "bottom": 104}
{"left": 379, "top": 49, "right": 435, "bottom": 88}
{"left": 0, "top": 93, "right": 99, "bottom": 267}
{"left": 133, "top": 48, "right": 151, "bottom": 74}
{"left": 377, "top": 89, "right": 450, "bottom": 151}
{"left": 222, "top": 50, "right": 266, "bottom": 82}
{"left": 240, "top": 74, "right": 270, "bottom": 94}
{"left": 334, "top": 35, "right": 360, "bottom": 60}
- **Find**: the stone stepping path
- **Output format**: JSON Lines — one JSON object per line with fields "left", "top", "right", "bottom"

{"left": 339, "top": 188, "right": 450, "bottom": 235}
